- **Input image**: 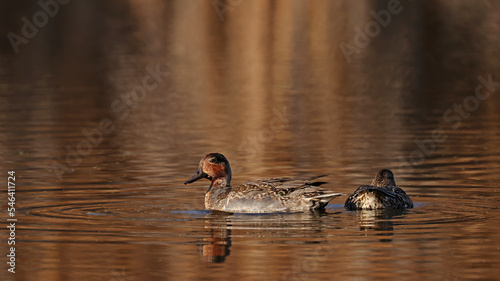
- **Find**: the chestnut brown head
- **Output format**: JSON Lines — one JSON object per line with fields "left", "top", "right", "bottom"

{"left": 184, "top": 153, "right": 232, "bottom": 187}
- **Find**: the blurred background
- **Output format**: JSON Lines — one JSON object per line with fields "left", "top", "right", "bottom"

{"left": 1, "top": 1, "right": 500, "bottom": 280}
{"left": 1, "top": 0, "right": 499, "bottom": 178}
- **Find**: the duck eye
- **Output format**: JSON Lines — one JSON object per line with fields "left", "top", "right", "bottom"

{"left": 208, "top": 158, "right": 216, "bottom": 164}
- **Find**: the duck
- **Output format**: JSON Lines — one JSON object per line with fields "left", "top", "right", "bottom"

{"left": 344, "top": 169, "right": 413, "bottom": 210}
{"left": 184, "top": 153, "right": 344, "bottom": 213}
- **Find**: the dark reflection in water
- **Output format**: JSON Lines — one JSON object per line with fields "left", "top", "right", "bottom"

{"left": 1, "top": 0, "right": 500, "bottom": 280}
{"left": 350, "top": 208, "right": 409, "bottom": 243}
{"left": 353, "top": 209, "right": 407, "bottom": 231}
{"left": 197, "top": 211, "right": 333, "bottom": 263}
{"left": 199, "top": 212, "right": 232, "bottom": 263}
{"left": 198, "top": 208, "right": 412, "bottom": 263}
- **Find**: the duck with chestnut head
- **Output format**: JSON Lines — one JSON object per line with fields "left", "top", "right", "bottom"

{"left": 184, "top": 153, "right": 344, "bottom": 213}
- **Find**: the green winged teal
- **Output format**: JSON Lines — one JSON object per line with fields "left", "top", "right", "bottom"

{"left": 184, "top": 153, "right": 343, "bottom": 213}
{"left": 344, "top": 169, "right": 413, "bottom": 210}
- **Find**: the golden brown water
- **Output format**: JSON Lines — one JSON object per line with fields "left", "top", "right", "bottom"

{"left": 1, "top": 1, "right": 500, "bottom": 280}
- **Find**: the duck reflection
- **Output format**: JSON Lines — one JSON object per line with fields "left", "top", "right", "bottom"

{"left": 353, "top": 208, "right": 409, "bottom": 242}
{"left": 199, "top": 211, "right": 232, "bottom": 263}
{"left": 197, "top": 211, "right": 333, "bottom": 263}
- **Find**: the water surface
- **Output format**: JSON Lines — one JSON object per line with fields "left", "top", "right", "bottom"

{"left": 1, "top": 1, "right": 500, "bottom": 280}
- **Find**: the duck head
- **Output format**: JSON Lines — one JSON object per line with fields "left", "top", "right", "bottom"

{"left": 371, "top": 169, "right": 396, "bottom": 187}
{"left": 184, "top": 153, "right": 232, "bottom": 188}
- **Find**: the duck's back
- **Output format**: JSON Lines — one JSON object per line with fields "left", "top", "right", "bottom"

{"left": 344, "top": 185, "right": 413, "bottom": 210}
{"left": 206, "top": 176, "right": 342, "bottom": 213}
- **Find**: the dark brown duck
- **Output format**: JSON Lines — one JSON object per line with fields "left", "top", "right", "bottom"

{"left": 344, "top": 169, "right": 413, "bottom": 210}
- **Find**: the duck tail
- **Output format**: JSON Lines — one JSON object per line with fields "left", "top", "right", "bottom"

{"left": 311, "top": 192, "right": 345, "bottom": 202}
{"left": 308, "top": 192, "right": 344, "bottom": 211}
